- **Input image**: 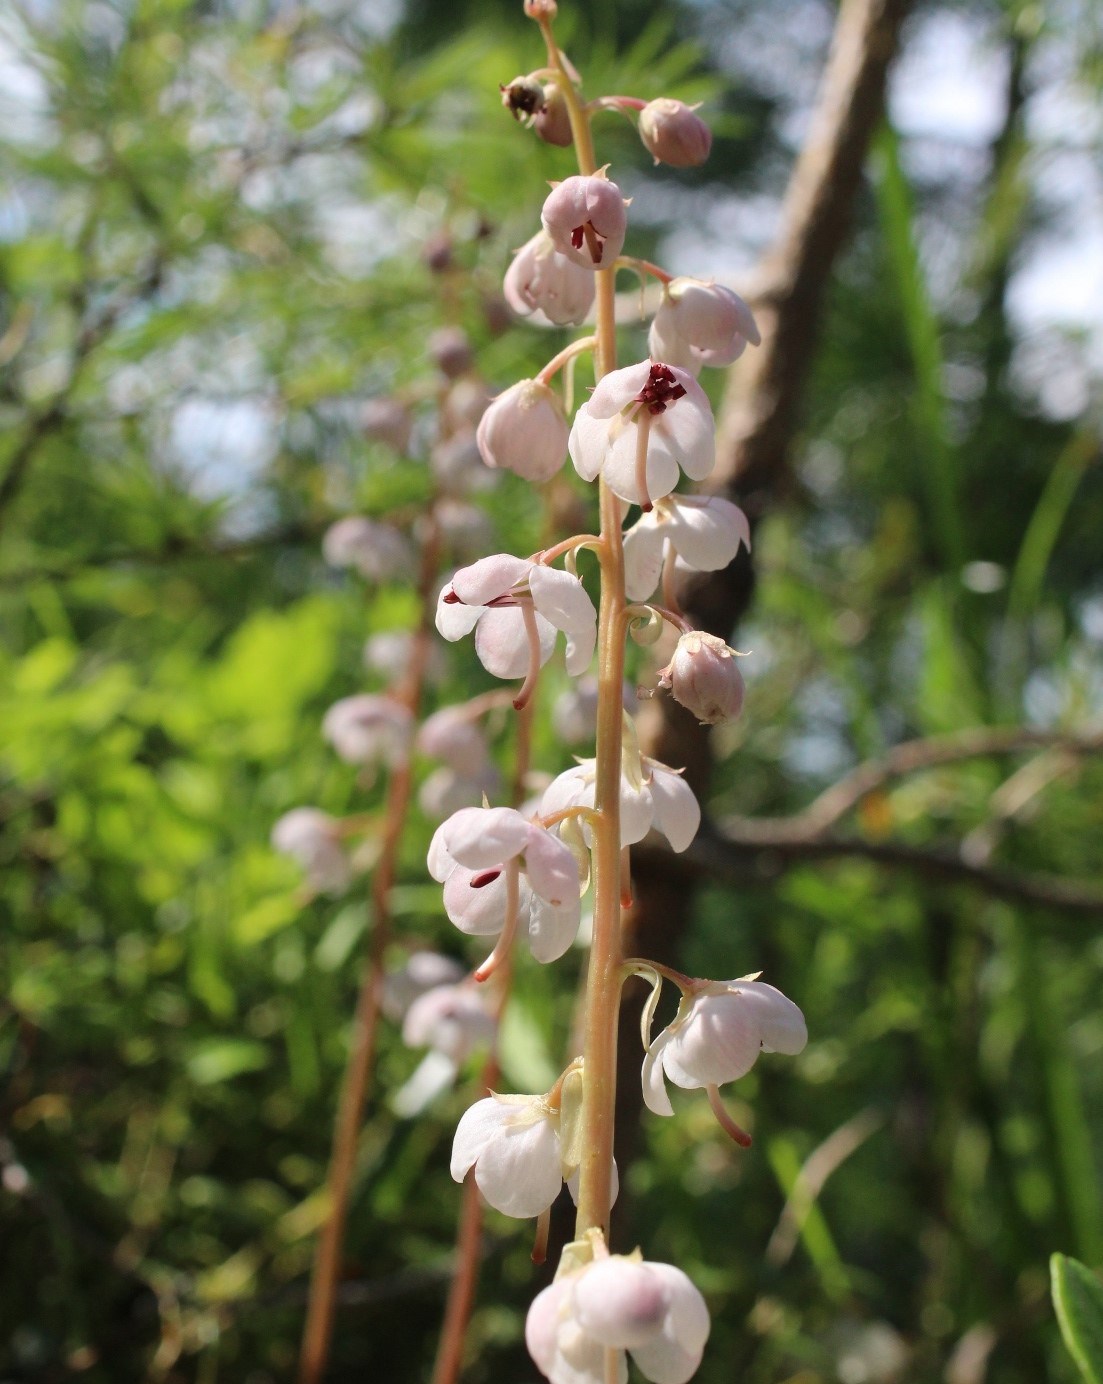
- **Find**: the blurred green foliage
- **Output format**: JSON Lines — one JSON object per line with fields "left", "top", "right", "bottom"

{"left": 0, "top": 0, "right": 1101, "bottom": 1381}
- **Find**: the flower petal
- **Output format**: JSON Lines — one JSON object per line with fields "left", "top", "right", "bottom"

{"left": 642, "top": 1029, "right": 676, "bottom": 1116}
{"left": 474, "top": 605, "right": 555, "bottom": 679}
{"left": 729, "top": 980, "right": 808, "bottom": 1055}
{"left": 443, "top": 807, "right": 530, "bottom": 870}
{"left": 473, "top": 1106, "right": 564, "bottom": 1218}
{"left": 452, "top": 553, "right": 533, "bottom": 606}
{"left": 435, "top": 583, "right": 483, "bottom": 641}
{"left": 523, "top": 825, "right": 581, "bottom": 908}
{"left": 646, "top": 765, "right": 700, "bottom": 853}
{"left": 622, "top": 513, "right": 667, "bottom": 601}
{"left": 450, "top": 1095, "right": 515, "bottom": 1181}
{"left": 668, "top": 495, "right": 749, "bottom": 570}
{"left": 527, "top": 892, "right": 581, "bottom": 963}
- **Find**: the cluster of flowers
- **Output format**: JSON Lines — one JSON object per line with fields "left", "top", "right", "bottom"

{"left": 274, "top": 5, "right": 808, "bottom": 1381}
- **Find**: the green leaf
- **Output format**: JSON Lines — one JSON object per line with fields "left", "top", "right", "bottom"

{"left": 1052, "top": 1254, "right": 1103, "bottom": 1384}
{"left": 187, "top": 1039, "right": 270, "bottom": 1086}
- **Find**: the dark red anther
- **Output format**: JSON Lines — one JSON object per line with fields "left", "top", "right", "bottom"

{"left": 571, "top": 225, "right": 585, "bottom": 250}
{"left": 470, "top": 869, "right": 502, "bottom": 889}
{"left": 635, "top": 362, "right": 687, "bottom": 415}
{"left": 443, "top": 588, "right": 461, "bottom": 604}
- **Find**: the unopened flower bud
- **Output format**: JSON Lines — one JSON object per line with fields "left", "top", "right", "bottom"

{"left": 649, "top": 277, "right": 760, "bottom": 373}
{"left": 534, "top": 84, "right": 573, "bottom": 146}
{"left": 524, "top": 0, "right": 557, "bottom": 18}
{"left": 638, "top": 98, "right": 711, "bottom": 167}
{"left": 541, "top": 171, "right": 628, "bottom": 270}
{"left": 322, "top": 694, "right": 414, "bottom": 766}
{"left": 361, "top": 396, "right": 412, "bottom": 453}
{"left": 657, "top": 630, "right": 745, "bottom": 724}
{"left": 429, "top": 326, "right": 473, "bottom": 378}
{"left": 476, "top": 379, "right": 568, "bottom": 482}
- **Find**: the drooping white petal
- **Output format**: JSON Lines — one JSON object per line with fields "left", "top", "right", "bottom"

{"left": 392, "top": 1050, "right": 458, "bottom": 1117}
{"left": 450, "top": 1096, "right": 516, "bottom": 1181}
{"left": 474, "top": 604, "right": 557, "bottom": 679}
{"left": 471, "top": 1106, "right": 564, "bottom": 1218}
{"left": 443, "top": 864, "right": 512, "bottom": 936}
{"left": 435, "top": 584, "right": 483, "bottom": 641}
{"left": 622, "top": 513, "right": 668, "bottom": 600}
{"left": 530, "top": 564, "right": 598, "bottom": 676}
{"left": 523, "top": 826, "right": 580, "bottom": 908}
{"left": 660, "top": 991, "right": 761, "bottom": 1089}
{"left": 443, "top": 806, "right": 531, "bottom": 870}
{"left": 668, "top": 495, "right": 750, "bottom": 570}
{"left": 568, "top": 407, "right": 614, "bottom": 484}
{"left": 427, "top": 821, "right": 455, "bottom": 882}
{"left": 729, "top": 980, "right": 808, "bottom": 1054}
{"left": 646, "top": 765, "right": 700, "bottom": 853}
{"left": 600, "top": 420, "right": 681, "bottom": 507}
{"left": 527, "top": 892, "right": 582, "bottom": 963}
{"left": 642, "top": 1028, "right": 676, "bottom": 1116}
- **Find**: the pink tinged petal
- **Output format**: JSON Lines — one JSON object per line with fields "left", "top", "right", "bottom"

{"left": 529, "top": 565, "right": 597, "bottom": 647}
{"left": 574, "top": 1260, "right": 670, "bottom": 1350}
{"left": 623, "top": 514, "right": 667, "bottom": 600}
{"left": 585, "top": 360, "right": 654, "bottom": 417}
{"left": 568, "top": 408, "right": 612, "bottom": 484}
{"left": 642, "top": 1029, "right": 676, "bottom": 1116}
{"left": 627, "top": 1264, "right": 710, "bottom": 1384}
{"left": 450, "top": 1096, "right": 517, "bottom": 1181}
{"left": 646, "top": 766, "right": 700, "bottom": 853}
{"left": 668, "top": 495, "right": 750, "bottom": 570}
{"left": 523, "top": 826, "right": 580, "bottom": 907}
{"left": 477, "top": 379, "right": 568, "bottom": 483}
{"left": 526, "top": 1280, "right": 573, "bottom": 1377}
{"left": 619, "top": 778, "right": 656, "bottom": 846}
{"left": 472, "top": 1107, "right": 564, "bottom": 1218}
{"left": 729, "top": 980, "right": 808, "bottom": 1054}
{"left": 540, "top": 764, "right": 591, "bottom": 820}
{"left": 436, "top": 583, "right": 482, "bottom": 641}
{"left": 427, "top": 822, "right": 455, "bottom": 882}
{"left": 475, "top": 604, "right": 555, "bottom": 679}
{"left": 452, "top": 552, "right": 533, "bottom": 606}
{"left": 661, "top": 990, "right": 763, "bottom": 1089}
{"left": 443, "top": 806, "right": 531, "bottom": 870}
{"left": 527, "top": 892, "right": 581, "bottom": 963}
{"left": 443, "top": 864, "right": 512, "bottom": 936}
{"left": 648, "top": 310, "right": 700, "bottom": 376}
{"left": 601, "top": 422, "right": 680, "bottom": 507}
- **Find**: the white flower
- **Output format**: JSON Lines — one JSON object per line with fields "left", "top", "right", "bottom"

{"left": 527, "top": 1253, "right": 710, "bottom": 1384}
{"left": 271, "top": 808, "right": 350, "bottom": 894}
{"left": 451, "top": 1092, "right": 619, "bottom": 1219}
{"left": 569, "top": 360, "right": 714, "bottom": 509}
{"left": 476, "top": 378, "right": 569, "bottom": 483}
{"left": 428, "top": 806, "right": 583, "bottom": 963}
{"left": 321, "top": 694, "right": 414, "bottom": 766}
{"left": 656, "top": 631, "right": 745, "bottom": 725}
{"left": 394, "top": 980, "right": 497, "bottom": 1117}
{"left": 435, "top": 554, "right": 597, "bottom": 687}
{"left": 504, "top": 230, "right": 596, "bottom": 326}
{"left": 648, "top": 277, "right": 760, "bottom": 374}
{"left": 623, "top": 495, "right": 751, "bottom": 601}
{"left": 643, "top": 977, "right": 807, "bottom": 1117}
{"left": 541, "top": 171, "right": 628, "bottom": 270}
{"left": 322, "top": 517, "right": 414, "bottom": 581}
{"left": 540, "top": 756, "right": 700, "bottom": 853}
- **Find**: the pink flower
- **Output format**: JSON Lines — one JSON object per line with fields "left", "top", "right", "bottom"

{"left": 648, "top": 278, "right": 760, "bottom": 374}
{"left": 623, "top": 495, "right": 751, "bottom": 600}
{"left": 657, "top": 631, "right": 745, "bottom": 724}
{"left": 322, "top": 517, "right": 414, "bottom": 582}
{"left": 504, "top": 231, "right": 596, "bottom": 326}
{"left": 476, "top": 379, "right": 569, "bottom": 482}
{"left": 569, "top": 360, "right": 714, "bottom": 508}
{"left": 638, "top": 99, "right": 711, "bottom": 167}
{"left": 271, "top": 808, "right": 349, "bottom": 894}
{"left": 321, "top": 694, "right": 414, "bottom": 766}
{"left": 527, "top": 1252, "right": 710, "bottom": 1384}
{"left": 435, "top": 554, "right": 597, "bottom": 697}
{"left": 642, "top": 976, "right": 807, "bottom": 1117}
{"left": 429, "top": 806, "right": 580, "bottom": 911}
{"left": 541, "top": 172, "right": 628, "bottom": 269}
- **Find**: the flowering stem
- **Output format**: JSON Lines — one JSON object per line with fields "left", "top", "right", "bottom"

{"left": 537, "top": 335, "right": 598, "bottom": 385}
{"left": 298, "top": 513, "right": 442, "bottom": 1384}
{"left": 615, "top": 255, "right": 673, "bottom": 286}
{"left": 588, "top": 94, "right": 648, "bottom": 114}
{"left": 537, "top": 533, "right": 601, "bottom": 566}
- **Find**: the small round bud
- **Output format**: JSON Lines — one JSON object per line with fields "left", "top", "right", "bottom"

{"left": 428, "top": 326, "right": 473, "bottom": 379}
{"left": 657, "top": 630, "right": 745, "bottom": 724}
{"left": 360, "top": 396, "right": 412, "bottom": 453}
{"left": 524, "top": 0, "right": 557, "bottom": 18}
{"left": 649, "top": 277, "right": 760, "bottom": 373}
{"left": 541, "top": 171, "right": 628, "bottom": 270}
{"left": 476, "top": 378, "right": 568, "bottom": 483}
{"left": 638, "top": 98, "right": 711, "bottom": 168}
{"left": 534, "top": 84, "right": 573, "bottom": 146}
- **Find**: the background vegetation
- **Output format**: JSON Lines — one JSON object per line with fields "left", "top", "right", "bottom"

{"left": 0, "top": 0, "right": 1100, "bottom": 1380}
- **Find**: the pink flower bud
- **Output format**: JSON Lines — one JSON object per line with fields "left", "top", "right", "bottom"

{"left": 657, "top": 631, "right": 745, "bottom": 725}
{"left": 541, "top": 172, "right": 628, "bottom": 270}
{"left": 524, "top": 0, "right": 557, "bottom": 17}
{"left": 360, "top": 396, "right": 412, "bottom": 453}
{"left": 504, "top": 231, "right": 595, "bottom": 326}
{"left": 476, "top": 379, "right": 568, "bottom": 482}
{"left": 649, "top": 277, "right": 761, "bottom": 373}
{"left": 534, "top": 84, "right": 573, "bottom": 147}
{"left": 638, "top": 98, "right": 711, "bottom": 167}
{"left": 429, "top": 326, "right": 473, "bottom": 378}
